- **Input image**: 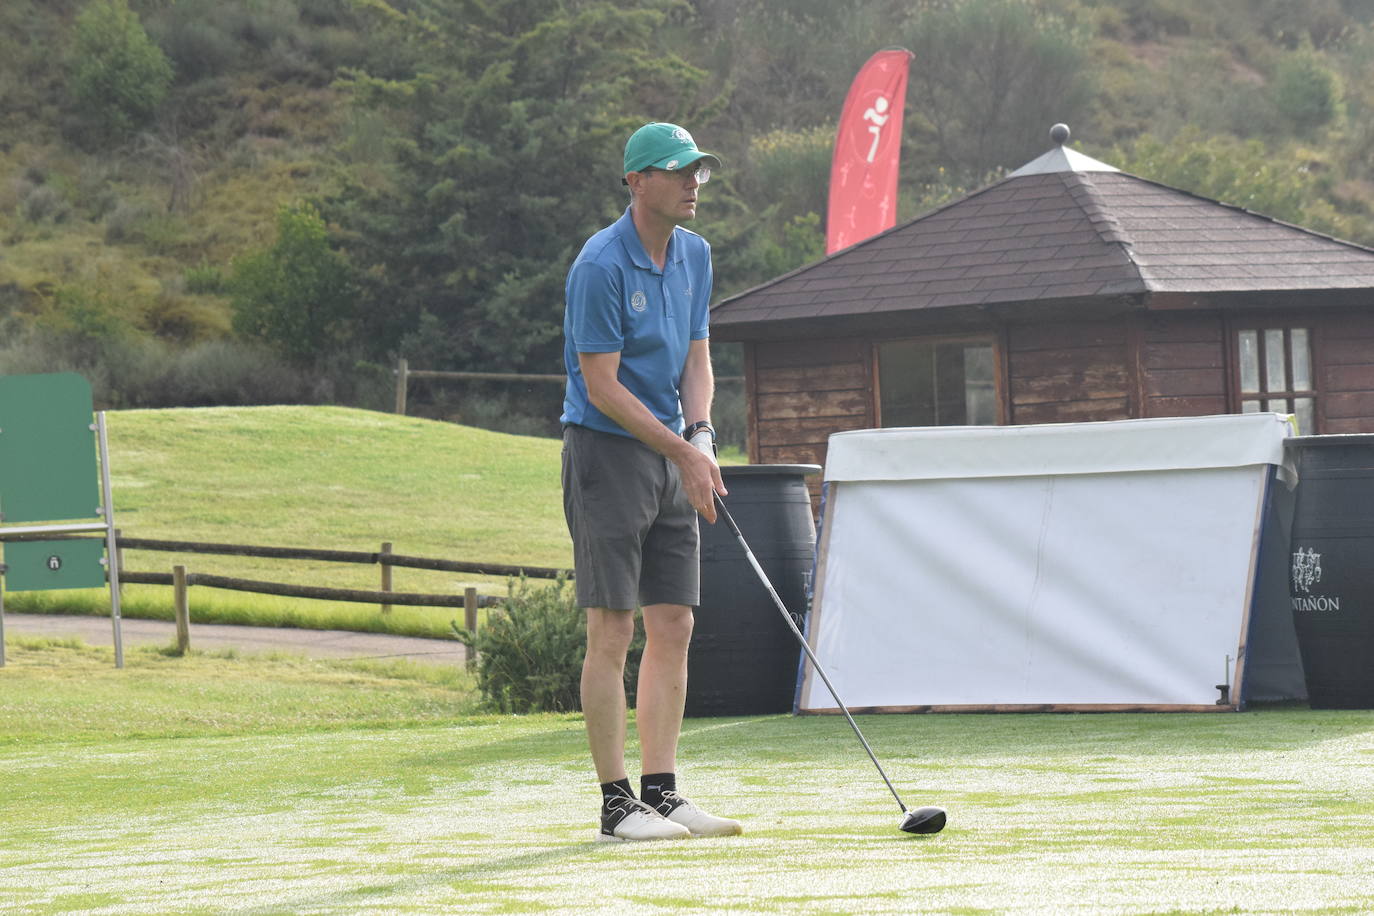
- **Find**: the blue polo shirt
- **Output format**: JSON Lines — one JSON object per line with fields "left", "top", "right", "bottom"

{"left": 561, "top": 207, "right": 712, "bottom": 437}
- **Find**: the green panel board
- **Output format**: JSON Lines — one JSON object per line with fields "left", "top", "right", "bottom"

{"left": 4, "top": 538, "right": 107, "bottom": 591}
{"left": 0, "top": 372, "right": 100, "bottom": 523}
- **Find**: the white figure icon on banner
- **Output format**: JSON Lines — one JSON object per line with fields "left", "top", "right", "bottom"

{"left": 863, "top": 96, "right": 890, "bottom": 163}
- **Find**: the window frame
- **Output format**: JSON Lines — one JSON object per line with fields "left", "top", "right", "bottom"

{"left": 1227, "top": 318, "right": 1321, "bottom": 434}
{"left": 871, "top": 333, "right": 1003, "bottom": 428}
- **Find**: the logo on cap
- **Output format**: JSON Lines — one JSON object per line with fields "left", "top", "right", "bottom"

{"left": 672, "top": 128, "right": 691, "bottom": 142}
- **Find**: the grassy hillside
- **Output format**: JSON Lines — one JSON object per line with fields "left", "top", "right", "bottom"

{"left": 7, "top": 405, "right": 572, "bottom": 636}
{"left": 4, "top": 1, "right": 1373, "bottom": 414}
{"left": 109, "top": 404, "right": 572, "bottom": 571}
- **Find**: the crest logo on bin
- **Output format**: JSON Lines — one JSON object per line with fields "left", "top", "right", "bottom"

{"left": 1292, "top": 547, "right": 1322, "bottom": 594}
{"left": 1291, "top": 546, "right": 1340, "bottom": 612}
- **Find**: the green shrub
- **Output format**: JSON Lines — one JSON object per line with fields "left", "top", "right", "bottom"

{"left": 157, "top": 17, "right": 239, "bottom": 84}
{"left": 456, "top": 577, "right": 644, "bottom": 715}
{"left": 68, "top": 0, "right": 174, "bottom": 139}
{"left": 184, "top": 260, "right": 226, "bottom": 294}
{"left": 159, "top": 339, "right": 314, "bottom": 406}
{"left": 746, "top": 126, "right": 833, "bottom": 223}
{"left": 18, "top": 183, "right": 71, "bottom": 224}
{"left": 103, "top": 200, "right": 153, "bottom": 244}
{"left": 0, "top": 323, "right": 385, "bottom": 410}
{"left": 1273, "top": 46, "right": 1344, "bottom": 133}
{"left": 230, "top": 201, "right": 358, "bottom": 366}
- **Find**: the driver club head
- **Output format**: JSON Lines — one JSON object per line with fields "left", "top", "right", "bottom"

{"left": 899, "top": 806, "right": 947, "bottom": 835}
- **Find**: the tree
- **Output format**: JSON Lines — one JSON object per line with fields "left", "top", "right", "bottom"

{"left": 230, "top": 203, "right": 358, "bottom": 366}
{"left": 327, "top": 0, "right": 713, "bottom": 373}
{"left": 68, "top": 0, "right": 174, "bottom": 140}
{"left": 903, "top": 0, "right": 1095, "bottom": 180}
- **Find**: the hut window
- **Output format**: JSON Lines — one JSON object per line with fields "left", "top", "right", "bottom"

{"left": 1237, "top": 327, "right": 1314, "bottom": 433}
{"left": 877, "top": 339, "right": 996, "bottom": 427}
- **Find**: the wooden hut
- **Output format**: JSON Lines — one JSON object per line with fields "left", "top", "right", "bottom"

{"left": 711, "top": 128, "right": 1374, "bottom": 493}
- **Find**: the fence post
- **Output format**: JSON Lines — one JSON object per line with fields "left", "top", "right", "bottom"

{"left": 394, "top": 358, "right": 408, "bottom": 415}
{"left": 115, "top": 530, "right": 125, "bottom": 599}
{"left": 173, "top": 564, "right": 190, "bottom": 654}
{"left": 464, "top": 586, "right": 478, "bottom": 669}
{"left": 379, "top": 542, "right": 393, "bottom": 614}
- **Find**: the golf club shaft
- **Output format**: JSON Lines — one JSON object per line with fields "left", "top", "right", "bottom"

{"left": 713, "top": 493, "right": 908, "bottom": 814}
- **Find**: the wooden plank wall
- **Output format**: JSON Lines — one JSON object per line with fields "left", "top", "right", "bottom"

{"left": 1139, "top": 314, "right": 1229, "bottom": 418}
{"left": 1006, "top": 320, "right": 1132, "bottom": 424}
{"left": 747, "top": 338, "right": 873, "bottom": 506}
{"left": 1320, "top": 311, "right": 1374, "bottom": 433}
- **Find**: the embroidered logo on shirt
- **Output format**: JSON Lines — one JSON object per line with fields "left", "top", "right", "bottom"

{"left": 630, "top": 291, "right": 647, "bottom": 312}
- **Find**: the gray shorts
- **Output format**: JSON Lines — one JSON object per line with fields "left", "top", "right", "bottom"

{"left": 561, "top": 424, "right": 700, "bottom": 610}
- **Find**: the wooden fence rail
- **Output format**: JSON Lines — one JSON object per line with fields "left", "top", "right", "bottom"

{"left": 119, "top": 570, "right": 505, "bottom": 609}
{"left": 118, "top": 537, "right": 572, "bottom": 581}
{"left": 391, "top": 358, "right": 744, "bottom": 415}
{"left": 2, "top": 531, "right": 572, "bottom": 659}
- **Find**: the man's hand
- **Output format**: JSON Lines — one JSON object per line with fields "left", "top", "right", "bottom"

{"left": 677, "top": 444, "right": 725, "bottom": 524}
{"left": 684, "top": 420, "right": 718, "bottom": 465}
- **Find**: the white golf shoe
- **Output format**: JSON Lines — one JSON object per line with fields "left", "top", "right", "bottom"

{"left": 596, "top": 795, "right": 692, "bottom": 842}
{"left": 656, "top": 791, "right": 743, "bottom": 837}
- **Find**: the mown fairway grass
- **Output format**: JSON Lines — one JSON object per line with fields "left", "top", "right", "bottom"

{"left": 7, "top": 405, "right": 575, "bottom": 638}
{"left": 2, "top": 640, "right": 1373, "bottom": 914}
{"left": 8, "top": 404, "right": 745, "bottom": 638}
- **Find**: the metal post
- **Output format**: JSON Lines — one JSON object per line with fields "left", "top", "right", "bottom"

{"left": 96, "top": 412, "right": 124, "bottom": 669}
{"left": 394, "top": 358, "right": 408, "bottom": 415}
{"left": 379, "top": 542, "right": 393, "bottom": 614}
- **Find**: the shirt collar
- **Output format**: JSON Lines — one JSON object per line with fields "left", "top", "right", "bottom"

{"left": 615, "top": 207, "right": 684, "bottom": 272}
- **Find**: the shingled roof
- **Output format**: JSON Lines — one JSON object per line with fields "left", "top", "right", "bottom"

{"left": 711, "top": 138, "right": 1374, "bottom": 335}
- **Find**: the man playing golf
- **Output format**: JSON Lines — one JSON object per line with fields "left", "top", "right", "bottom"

{"left": 560, "top": 122, "right": 741, "bottom": 842}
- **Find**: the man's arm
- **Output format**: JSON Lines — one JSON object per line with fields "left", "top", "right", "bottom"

{"left": 579, "top": 349, "right": 725, "bottom": 523}
{"left": 679, "top": 337, "right": 714, "bottom": 430}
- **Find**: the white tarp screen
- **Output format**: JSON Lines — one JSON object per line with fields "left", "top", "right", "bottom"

{"left": 801, "top": 414, "right": 1294, "bottom": 712}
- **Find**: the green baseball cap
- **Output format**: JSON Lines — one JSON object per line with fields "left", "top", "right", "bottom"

{"left": 623, "top": 122, "right": 722, "bottom": 175}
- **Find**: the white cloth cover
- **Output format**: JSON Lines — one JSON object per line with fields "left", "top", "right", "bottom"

{"left": 802, "top": 414, "right": 1295, "bottom": 711}
{"left": 823, "top": 413, "right": 1297, "bottom": 486}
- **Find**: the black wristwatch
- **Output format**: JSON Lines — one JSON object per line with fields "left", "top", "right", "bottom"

{"left": 683, "top": 420, "right": 715, "bottom": 443}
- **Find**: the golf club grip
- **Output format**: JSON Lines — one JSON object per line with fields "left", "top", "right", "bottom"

{"left": 711, "top": 493, "right": 907, "bottom": 812}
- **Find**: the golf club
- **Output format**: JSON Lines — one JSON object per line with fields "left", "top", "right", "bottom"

{"left": 712, "top": 493, "right": 947, "bottom": 835}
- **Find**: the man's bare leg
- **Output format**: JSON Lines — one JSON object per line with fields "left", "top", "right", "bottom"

{"left": 636, "top": 603, "right": 693, "bottom": 775}
{"left": 635, "top": 602, "right": 741, "bottom": 837}
{"left": 582, "top": 607, "right": 635, "bottom": 783}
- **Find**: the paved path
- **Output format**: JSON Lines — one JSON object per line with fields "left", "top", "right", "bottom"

{"left": 1, "top": 613, "right": 467, "bottom": 665}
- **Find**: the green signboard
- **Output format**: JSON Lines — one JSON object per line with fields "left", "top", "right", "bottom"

{"left": 0, "top": 373, "right": 100, "bottom": 523}
{"left": 3, "top": 538, "right": 106, "bottom": 591}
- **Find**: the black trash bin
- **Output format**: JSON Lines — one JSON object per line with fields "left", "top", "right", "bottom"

{"left": 1288, "top": 435, "right": 1374, "bottom": 709}
{"left": 685, "top": 464, "right": 819, "bottom": 717}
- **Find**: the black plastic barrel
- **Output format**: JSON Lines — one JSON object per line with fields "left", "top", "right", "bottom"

{"left": 1288, "top": 435, "right": 1374, "bottom": 709}
{"left": 685, "top": 464, "right": 820, "bottom": 717}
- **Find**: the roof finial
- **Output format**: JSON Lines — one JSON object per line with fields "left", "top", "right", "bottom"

{"left": 1050, "top": 123, "right": 1071, "bottom": 146}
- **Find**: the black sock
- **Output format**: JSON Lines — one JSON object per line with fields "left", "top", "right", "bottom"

{"left": 600, "top": 778, "right": 635, "bottom": 809}
{"left": 640, "top": 772, "right": 676, "bottom": 808}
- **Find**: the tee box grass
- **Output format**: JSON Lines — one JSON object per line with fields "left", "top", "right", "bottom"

{"left": 2, "top": 639, "right": 1373, "bottom": 913}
